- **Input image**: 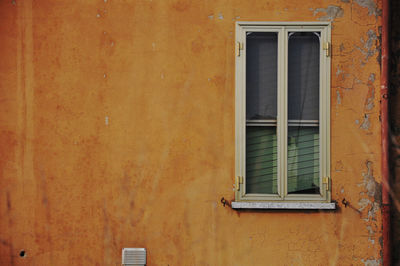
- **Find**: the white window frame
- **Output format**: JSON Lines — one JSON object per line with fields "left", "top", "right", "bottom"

{"left": 233, "top": 22, "right": 334, "bottom": 209}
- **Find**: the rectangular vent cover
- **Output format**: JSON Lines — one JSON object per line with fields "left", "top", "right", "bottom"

{"left": 122, "top": 248, "right": 146, "bottom": 266}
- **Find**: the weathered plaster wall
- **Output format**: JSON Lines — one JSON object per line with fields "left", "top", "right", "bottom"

{"left": 0, "top": 0, "right": 383, "bottom": 265}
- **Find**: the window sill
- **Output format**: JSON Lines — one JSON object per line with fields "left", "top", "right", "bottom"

{"left": 231, "top": 201, "right": 336, "bottom": 210}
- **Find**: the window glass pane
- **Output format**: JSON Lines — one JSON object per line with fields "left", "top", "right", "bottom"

{"left": 246, "top": 126, "right": 278, "bottom": 194}
{"left": 287, "top": 32, "right": 320, "bottom": 194}
{"left": 246, "top": 32, "right": 278, "bottom": 120}
{"left": 245, "top": 32, "right": 278, "bottom": 194}
{"left": 288, "top": 32, "right": 320, "bottom": 120}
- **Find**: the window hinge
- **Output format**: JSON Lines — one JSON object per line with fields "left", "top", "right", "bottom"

{"left": 322, "top": 176, "right": 330, "bottom": 191}
{"left": 236, "top": 42, "right": 244, "bottom": 57}
{"left": 323, "top": 42, "right": 331, "bottom": 57}
{"left": 236, "top": 176, "right": 243, "bottom": 191}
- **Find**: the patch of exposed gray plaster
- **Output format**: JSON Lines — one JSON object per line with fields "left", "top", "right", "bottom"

{"left": 355, "top": 119, "right": 360, "bottom": 125}
{"left": 366, "top": 100, "right": 374, "bottom": 110}
{"left": 365, "top": 30, "right": 377, "bottom": 49}
{"left": 336, "top": 90, "right": 342, "bottom": 105}
{"left": 369, "top": 73, "right": 375, "bottom": 83}
{"left": 218, "top": 13, "right": 224, "bottom": 20}
{"left": 357, "top": 161, "right": 382, "bottom": 221}
{"left": 363, "top": 161, "right": 381, "bottom": 203}
{"left": 367, "top": 202, "right": 380, "bottom": 221}
{"left": 354, "top": 0, "right": 381, "bottom": 17}
{"left": 365, "top": 73, "right": 376, "bottom": 110}
{"left": 358, "top": 198, "right": 370, "bottom": 212}
{"left": 361, "top": 258, "right": 381, "bottom": 266}
{"left": 336, "top": 67, "right": 344, "bottom": 76}
{"left": 359, "top": 114, "right": 370, "bottom": 130}
{"left": 356, "top": 30, "right": 378, "bottom": 63}
{"left": 208, "top": 15, "right": 214, "bottom": 19}
{"left": 366, "top": 225, "right": 375, "bottom": 244}
{"left": 313, "top": 5, "right": 344, "bottom": 21}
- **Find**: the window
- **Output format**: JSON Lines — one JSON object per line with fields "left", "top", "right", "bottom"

{"left": 233, "top": 22, "right": 334, "bottom": 209}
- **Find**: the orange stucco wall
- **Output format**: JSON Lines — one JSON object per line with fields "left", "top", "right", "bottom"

{"left": 0, "top": 0, "right": 384, "bottom": 265}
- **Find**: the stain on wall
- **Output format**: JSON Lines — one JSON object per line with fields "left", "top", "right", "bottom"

{"left": 0, "top": 0, "right": 384, "bottom": 265}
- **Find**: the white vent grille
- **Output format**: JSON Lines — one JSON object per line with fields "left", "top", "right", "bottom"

{"left": 122, "top": 248, "right": 146, "bottom": 266}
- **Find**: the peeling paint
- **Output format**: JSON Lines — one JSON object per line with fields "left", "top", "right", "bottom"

{"left": 354, "top": 0, "right": 381, "bottom": 17}
{"left": 367, "top": 202, "right": 380, "bottom": 221}
{"left": 336, "top": 90, "right": 342, "bottom": 105}
{"left": 359, "top": 114, "right": 370, "bottom": 130}
{"left": 358, "top": 161, "right": 382, "bottom": 222}
{"left": 361, "top": 258, "right": 381, "bottom": 266}
{"left": 105, "top": 116, "right": 109, "bottom": 126}
{"left": 218, "top": 12, "right": 224, "bottom": 20}
{"left": 356, "top": 30, "right": 378, "bottom": 63}
{"left": 366, "top": 225, "right": 375, "bottom": 244}
{"left": 358, "top": 198, "right": 370, "bottom": 212}
{"left": 363, "top": 161, "right": 381, "bottom": 204}
{"left": 365, "top": 73, "right": 375, "bottom": 111}
{"left": 368, "top": 73, "right": 375, "bottom": 83}
{"left": 208, "top": 15, "right": 213, "bottom": 19}
{"left": 313, "top": 5, "right": 344, "bottom": 21}
{"left": 336, "top": 67, "right": 344, "bottom": 76}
